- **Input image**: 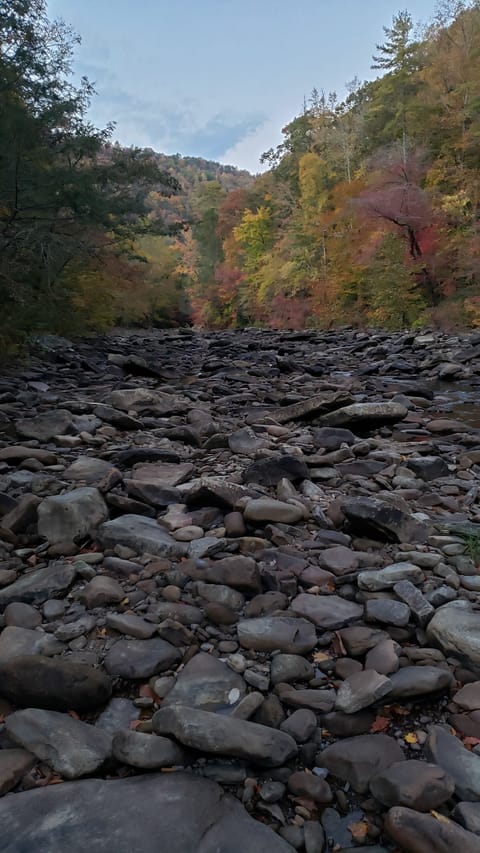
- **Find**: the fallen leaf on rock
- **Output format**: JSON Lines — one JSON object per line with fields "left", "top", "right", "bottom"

{"left": 332, "top": 632, "right": 346, "bottom": 656}
{"left": 371, "top": 716, "right": 390, "bottom": 733}
{"left": 313, "top": 651, "right": 331, "bottom": 664}
{"left": 348, "top": 819, "right": 369, "bottom": 842}
{"left": 404, "top": 732, "right": 418, "bottom": 744}
{"left": 129, "top": 720, "right": 142, "bottom": 730}
{"left": 430, "top": 810, "right": 450, "bottom": 824}
{"left": 462, "top": 736, "right": 480, "bottom": 750}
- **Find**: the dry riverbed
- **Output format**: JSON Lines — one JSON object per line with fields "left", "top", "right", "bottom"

{"left": 0, "top": 327, "right": 480, "bottom": 851}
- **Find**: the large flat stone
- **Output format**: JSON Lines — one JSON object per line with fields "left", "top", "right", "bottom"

{"left": 153, "top": 705, "right": 297, "bottom": 767}
{"left": 237, "top": 616, "right": 317, "bottom": 654}
{"left": 104, "top": 637, "right": 181, "bottom": 679}
{"left": 0, "top": 772, "right": 293, "bottom": 852}
{"left": 427, "top": 601, "right": 480, "bottom": 672}
{"left": 98, "top": 514, "right": 187, "bottom": 558}
{"left": 0, "top": 562, "right": 76, "bottom": 608}
{"left": 291, "top": 594, "right": 363, "bottom": 630}
{"left": 0, "top": 655, "right": 112, "bottom": 711}
{"left": 38, "top": 488, "right": 108, "bottom": 544}
{"left": 163, "top": 652, "right": 246, "bottom": 711}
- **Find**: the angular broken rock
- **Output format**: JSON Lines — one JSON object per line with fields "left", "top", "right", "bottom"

{"left": 98, "top": 514, "right": 187, "bottom": 559}
{"left": 0, "top": 772, "right": 293, "bottom": 853}
{"left": 38, "top": 488, "right": 108, "bottom": 544}
{"left": 15, "top": 409, "right": 74, "bottom": 441}
{"left": 342, "top": 498, "right": 428, "bottom": 544}
{"left": 109, "top": 388, "right": 188, "bottom": 416}
{"left": 152, "top": 705, "right": 297, "bottom": 767}
{"left": 335, "top": 669, "right": 392, "bottom": 714}
{"left": 265, "top": 391, "right": 353, "bottom": 424}
{"left": 0, "top": 655, "right": 112, "bottom": 711}
{"left": 370, "top": 760, "right": 455, "bottom": 811}
{"left": 104, "top": 637, "right": 182, "bottom": 679}
{"left": 243, "top": 455, "right": 310, "bottom": 486}
{"left": 319, "top": 734, "right": 404, "bottom": 793}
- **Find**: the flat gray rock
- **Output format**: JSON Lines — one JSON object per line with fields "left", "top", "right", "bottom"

{"left": 0, "top": 562, "right": 76, "bottom": 608}
{"left": 291, "top": 593, "right": 363, "bottom": 630}
{"left": 358, "top": 563, "right": 423, "bottom": 592}
{"left": 153, "top": 705, "right": 297, "bottom": 767}
{"left": 320, "top": 401, "right": 407, "bottom": 428}
{"left": 98, "top": 514, "right": 187, "bottom": 559}
{"left": 0, "top": 772, "right": 293, "bottom": 853}
{"left": 237, "top": 616, "right": 317, "bottom": 654}
{"left": 112, "top": 730, "right": 185, "bottom": 769}
{"left": 15, "top": 409, "right": 74, "bottom": 441}
{"left": 0, "top": 749, "right": 35, "bottom": 796}
{"left": 163, "top": 652, "right": 246, "bottom": 711}
{"left": 320, "top": 734, "right": 404, "bottom": 793}
{"left": 389, "top": 666, "right": 452, "bottom": 698}
{"left": 335, "top": 669, "right": 392, "bottom": 714}
{"left": 370, "top": 760, "right": 455, "bottom": 811}
{"left": 0, "top": 626, "right": 64, "bottom": 660}
{"left": 6, "top": 708, "right": 112, "bottom": 779}
{"left": 385, "top": 806, "right": 480, "bottom": 853}
{"left": 104, "top": 637, "right": 181, "bottom": 679}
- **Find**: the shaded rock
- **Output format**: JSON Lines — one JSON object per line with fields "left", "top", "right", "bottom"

{"left": 244, "top": 456, "right": 309, "bottom": 486}
{"left": 112, "top": 730, "right": 185, "bottom": 769}
{"left": 365, "top": 639, "right": 400, "bottom": 675}
{"left": 393, "top": 579, "right": 434, "bottom": 626}
{"left": 291, "top": 593, "right": 363, "bottom": 630}
{"left": 321, "top": 710, "right": 375, "bottom": 737}
{"left": 104, "top": 637, "right": 181, "bottom": 679}
{"left": 1, "top": 494, "right": 41, "bottom": 534}
{"left": 203, "top": 556, "right": 261, "bottom": 594}
{"left": 0, "top": 655, "right": 112, "bottom": 711}
{"left": 311, "top": 426, "right": 356, "bottom": 450}
{"left": 370, "top": 760, "right": 455, "bottom": 811}
{"left": 64, "top": 457, "right": 117, "bottom": 484}
{"left": 280, "top": 709, "right": 317, "bottom": 743}
{"left": 453, "top": 802, "right": 480, "bottom": 836}
{"left": 406, "top": 456, "right": 449, "bottom": 480}
{"left": 454, "top": 681, "right": 480, "bottom": 711}
{"left": 319, "top": 734, "right": 404, "bottom": 793}
{"left": 38, "top": 488, "right": 108, "bottom": 544}
{"left": 271, "top": 654, "right": 314, "bottom": 685}
{"left": 0, "top": 749, "right": 35, "bottom": 796}
{"left": 364, "top": 598, "right": 410, "bottom": 627}
{"left": 4, "top": 602, "right": 41, "bottom": 629}
{"left": 287, "top": 770, "right": 333, "bottom": 803}
{"left": 98, "top": 514, "right": 187, "bottom": 559}
{"left": 237, "top": 616, "right": 316, "bottom": 654}
{"left": 0, "top": 561, "right": 76, "bottom": 608}
{"left": 267, "top": 391, "right": 353, "bottom": 424}
{"left": 385, "top": 806, "right": 480, "bottom": 853}
{"left": 105, "top": 612, "right": 157, "bottom": 639}
{"left": 79, "top": 576, "right": 124, "bottom": 609}
{"left": 153, "top": 705, "right": 297, "bottom": 767}
{"left": 109, "top": 388, "right": 187, "bottom": 416}
{"left": 0, "top": 772, "right": 293, "bottom": 853}
{"left": 6, "top": 708, "right": 111, "bottom": 779}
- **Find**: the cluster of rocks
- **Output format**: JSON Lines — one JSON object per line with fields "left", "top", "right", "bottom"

{"left": 1, "top": 327, "right": 480, "bottom": 850}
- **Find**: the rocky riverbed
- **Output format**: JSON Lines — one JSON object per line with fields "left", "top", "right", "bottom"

{"left": 1, "top": 327, "right": 480, "bottom": 851}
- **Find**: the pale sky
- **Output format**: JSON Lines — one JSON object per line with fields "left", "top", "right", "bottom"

{"left": 47, "top": 0, "right": 439, "bottom": 173}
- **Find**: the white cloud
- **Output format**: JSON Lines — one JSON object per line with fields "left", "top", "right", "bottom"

{"left": 220, "top": 116, "right": 287, "bottom": 174}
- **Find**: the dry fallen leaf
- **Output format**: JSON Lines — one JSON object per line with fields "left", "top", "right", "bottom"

{"left": 348, "top": 819, "right": 369, "bottom": 842}
{"left": 404, "top": 732, "right": 418, "bottom": 744}
{"left": 462, "top": 736, "right": 480, "bottom": 750}
{"left": 332, "top": 631, "right": 347, "bottom": 656}
{"left": 312, "top": 651, "right": 331, "bottom": 664}
{"left": 371, "top": 715, "right": 390, "bottom": 733}
{"left": 430, "top": 810, "right": 450, "bottom": 824}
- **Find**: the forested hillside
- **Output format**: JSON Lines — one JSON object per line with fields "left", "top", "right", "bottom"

{"left": 3, "top": 0, "right": 480, "bottom": 345}
{"left": 185, "top": 0, "right": 480, "bottom": 329}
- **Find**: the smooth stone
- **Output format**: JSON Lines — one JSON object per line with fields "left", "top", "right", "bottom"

{"left": 287, "top": 770, "right": 333, "bottom": 803}
{"left": 243, "top": 455, "right": 309, "bottom": 486}
{"left": 0, "top": 772, "right": 293, "bottom": 852}
{"left": 132, "top": 462, "right": 194, "bottom": 487}
{"left": 4, "top": 602, "right": 41, "bottom": 629}
{"left": 109, "top": 388, "right": 188, "bottom": 415}
{"left": 95, "top": 697, "right": 139, "bottom": 735}
{"left": 389, "top": 666, "right": 452, "bottom": 698}
{"left": 112, "top": 730, "right": 185, "bottom": 769}
{"left": 280, "top": 709, "right": 317, "bottom": 743}
{"left": 6, "top": 708, "right": 111, "bottom": 779}
{"left": 38, "top": 488, "right": 108, "bottom": 544}
{"left": 319, "top": 734, "right": 405, "bottom": 793}
{"left": 0, "top": 561, "right": 76, "bottom": 608}
{"left": 271, "top": 654, "right": 314, "bottom": 685}
{"left": 104, "top": 637, "right": 181, "bottom": 679}
{"left": 244, "top": 498, "right": 304, "bottom": 525}
{"left": 454, "top": 682, "right": 480, "bottom": 711}
{"left": 105, "top": 612, "right": 157, "bottom": 639}
{"left": 64, "top": 457, "right": 116, "bottom": 483}
{"left": 364, "top": 598, "right": 410, "bottom": 627}
{"left": 163, "top": 652, "right": 246, "bottom": 711}
{"left": 0, "top": 749, "right": 36, "bottom": 796}
{"left": 237, "top": 616, "right": 316, "bottom": 654}
{"left": 194, "top": 580, "right": 245, "bottom": 611}
{"left": 453, "top": 802, "right": 480, "bottom": 835}
{"left": 335, "top": 669, "right": 392, "bottom": 714}
{"left": 153, "top": 705, "right": 297, "bottom": 767}
{"left": 321, "top": 710, "right": 375, "bottom": 737}
{"left": 385, "top": 806, "right": 480, "bottom": 853}
{"left": 79, "top": 576, "right": 124, "bottom": 609}
{"left": 358, "top": 562, "right": 423, "bottom": 591}
{"left": 370, "top": 760, "right": 455, "bottom": 811}
{"left": 320, "top": 402, "right": 407, "bottom": 428}
{"left": 281, "top": 687, "right": 336, "bottom": 713}
{"left": 0, "top": 655, "right": 112, "bottom": 711}
{"left": 318, "top": 546, "right": 359, "bottom": 576}
{"left": 203, "top": 556, "right": 261, "bottom": 593}
{"left": 427, "top": 601, "right": 480, "bottom": 672}
{"left": 0, "top": 626, "right": 64, "bottom": 660}
{"left": 291, "top": 593, "right": 363, "bottom": 630}
{"left": 98, "top": 515, "right": 187, "bottom": 559}
{"left": 365, "top": 639, "right": 400, "bottom": 675}
{"left": 425, "top": 724, "right": 480, "bottom": 800}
